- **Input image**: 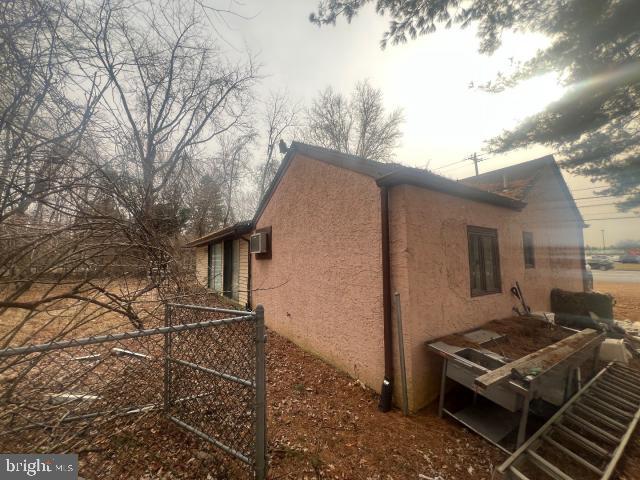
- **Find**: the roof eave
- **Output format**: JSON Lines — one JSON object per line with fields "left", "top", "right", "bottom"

{"left": 377, "top": 173, "right": 527, "bottom": 211}
{"left": 184, "top": 221, "right": 253, "bottom": 248}
{"left": 251, "top": 144, "right": 299, "bottom": 226}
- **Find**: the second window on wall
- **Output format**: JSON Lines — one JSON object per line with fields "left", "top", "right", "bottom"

{"left": 467, "top": 226, "right": 502, "bottom": 296}
{"left": 523, "top": 231, "right": 535, "bottom": 268}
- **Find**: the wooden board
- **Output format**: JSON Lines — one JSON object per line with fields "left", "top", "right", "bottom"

{"left": 474, "top": 328, "right": 603, "bottom": 390}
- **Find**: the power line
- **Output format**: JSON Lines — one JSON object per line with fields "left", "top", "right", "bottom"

{"left": 577, "top": 202, "right": 629, "bottom": 208}
{"left": 569, "top": 185, "right": 611, "bottom": 193}
{"left": 433, "top": 158, "right": 467, "bottom": 172}
{"left": 574, "top": 194, "right": 629, "bottom": 201}
{"left": 433, "top": 152, "right": 490, "bottom": 173}
{"left": 584, "top": 216, "right": 640, "bottom": 221}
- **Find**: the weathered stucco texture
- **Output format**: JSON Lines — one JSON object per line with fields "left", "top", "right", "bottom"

{"left": 249, "top": 152, "right": 584, "bottom": 412}
{"left": 390, "top": 165, "right": 584, "bottom": 410}
{"left": 252, "top": 154, "right": 386, "bottom": 392}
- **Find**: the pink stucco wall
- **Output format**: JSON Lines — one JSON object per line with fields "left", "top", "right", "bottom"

{"left": 251, "top": 153, "right": 585, "bottom": 412}
{"left": 252, "top": 154, "right": 386, "bottom": 392}
{"left": 389, "top": 165, "right": 585, "bottom": 410}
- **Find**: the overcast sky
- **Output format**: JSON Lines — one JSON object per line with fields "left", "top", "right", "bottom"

{"left": 220, "top": 0, "right": 638, "bottom": 247}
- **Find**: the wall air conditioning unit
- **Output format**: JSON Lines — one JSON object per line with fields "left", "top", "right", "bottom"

{"left": 250, "top": 232, "right": 269, "bottom": 254}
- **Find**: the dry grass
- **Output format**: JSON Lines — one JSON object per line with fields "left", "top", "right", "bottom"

{"left": 596, "top": 281, "right": 640, "bottom": 323}
{"left": 0, "top": 280, "right": 163, "bottom": 349}
{"left": 614, "top": 263, "right": 640, "bottom": 271}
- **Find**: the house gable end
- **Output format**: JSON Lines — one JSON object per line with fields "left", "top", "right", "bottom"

{"left": 524, "top": 163, "right": 585, "bottom": 227}
{"left": 252, "top": 145, "right": 385, "bottom": 226}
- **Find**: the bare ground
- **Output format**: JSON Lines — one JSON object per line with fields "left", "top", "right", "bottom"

{"left": 2, "top": 280, "right": 640, "bottom": 479}
{"left": 266, "top": 331, "right": 503, "bottom": 480}
{"left": 597, "top": 281, "right": 640, "bottom": 323}
{"left": 262, "top": 281, "right": 640, "bottom": 479}
{"left": 58, "top": 323, "right": 640, "bottom": 479}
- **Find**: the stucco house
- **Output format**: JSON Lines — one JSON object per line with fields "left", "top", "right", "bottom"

{"left": 186, "top": 142, "right": 587, "bottom": 411}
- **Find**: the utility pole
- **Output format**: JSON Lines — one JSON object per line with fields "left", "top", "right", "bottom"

{"left": 471, "top": 152, "right": 479, "bottom": 176}
{"left": 601, "top": 229, "right": 606, "bottom": 252}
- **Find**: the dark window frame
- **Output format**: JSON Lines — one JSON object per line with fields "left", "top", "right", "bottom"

{"left": 467, "top": 226, "right": 502, "bottom": 297}
{"left": 523, "top": 231, "right": 535, "bottom": 268}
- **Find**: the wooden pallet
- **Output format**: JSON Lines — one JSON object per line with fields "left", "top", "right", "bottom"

{"left": 497, "top": 362, "right": 640, "bottom": 480}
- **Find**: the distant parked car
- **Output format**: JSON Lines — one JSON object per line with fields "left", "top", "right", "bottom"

{"left": 587, "top": 255, "right": 615, "bottom": 270}
{"left": 620, "top": 254, "right": 640, "bottom": 264}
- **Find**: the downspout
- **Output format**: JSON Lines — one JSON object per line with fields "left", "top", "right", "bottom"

{"left": 378, "top": 185, "right": 394, "bottom": 412}
{"left": 246, "top": 237, "right": 252, "bottom": 309}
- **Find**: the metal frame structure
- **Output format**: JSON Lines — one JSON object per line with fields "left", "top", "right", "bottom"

{"left": 164, "top": 303, "right": 267, "bottom": 479}
{"left": 430, "top": 328, "right": 605, "bottom": 452}
{"left": 497, "top": 362, "right": 640, "bottom": 480}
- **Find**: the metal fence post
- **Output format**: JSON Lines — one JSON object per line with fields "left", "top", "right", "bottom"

{"left": 254, "top": 305, "right": 267, "bottom": 480}
{"left": 163, "top": 303, "right": 172, "bottom": 412}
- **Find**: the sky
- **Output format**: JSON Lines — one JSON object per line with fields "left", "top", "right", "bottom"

{"left": 219, "top": 0, "right": 639, "bottom": 247}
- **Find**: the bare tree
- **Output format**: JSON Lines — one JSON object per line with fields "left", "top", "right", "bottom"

{"left": 73, "top": 0, "right": 257, "bottom": 222}
{"left": 0, "top": 0, "right": 259, "bottom": 343}
{"left": 256, "top": 91, "right": 300, "bottom": 199}
{"left": 214, "top": 131, "right": 256, "bottom": 226}
{"left": 0, "top": 0, "right": 104, "bottom": 223}
{"left": 305, "top": 80, "right": 403, "bottom": 162}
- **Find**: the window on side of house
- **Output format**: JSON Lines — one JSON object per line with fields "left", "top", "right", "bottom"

{"left": 208, "top": 241, "right": 224, "bottom": 292}
{"left": 523, "top": 231, "right": 535, "bottom": 268}
{"left": 208, "top": 239, "right": 240, "bottom": 301}
{"left": 467, "top": 226, "right": 502, "bottom": 297}
{"left": 223, "top": 239, "right": 240, "bottom": 301}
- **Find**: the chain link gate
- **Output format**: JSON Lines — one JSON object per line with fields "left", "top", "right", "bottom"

{"left": 164, "top": 303, "right": 267, "bottom": 480}
{"left": 0, "top": 303, "right": 267, "bottom": 479}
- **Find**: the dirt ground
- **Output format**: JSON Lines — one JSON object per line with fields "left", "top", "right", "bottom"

{"left": 2, "top": 281, "right": 640, "bottom": 479}
{"left": 266, "top": 332, "right": 503, "bottom": 480}
{"left": 265, "top": 281, "right": 640, "bottom": 479}
{"left": 614, "top": 263, "right": 640, "bottom": 271}
{"left": 598, "top": 281, "right": 640, "bottom": 324}
{"left": 63, "top": 324, "right": 640, "bottom": 479}
{"left": 591, "top": 281, "right": 640, "bottom": 480}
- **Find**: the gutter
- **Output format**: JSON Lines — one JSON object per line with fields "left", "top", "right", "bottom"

{"left": 185, "top": 221, "right": 254, "bottom": 248}
{"left": 377, "top": 170, "right": 526, "bottom": 211}
{"left": 378, "top": 185, "right": 394, "bottom": 412}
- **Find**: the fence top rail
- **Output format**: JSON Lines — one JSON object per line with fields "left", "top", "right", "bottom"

{"left": 0, "top": 314, "right": 256, "bottom": 358}
{"left": 167, "top": 303, "right": 254, "bottom": 316}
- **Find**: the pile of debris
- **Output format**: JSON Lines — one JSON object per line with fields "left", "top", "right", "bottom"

{"left": 427, "top": 283, "right": 640, "bottom": 479}
{"left": 551, "top": 288, "right": 640, "bottom": 363}
{"left": 551, "top": 288, "right": 623, "bottom": 334}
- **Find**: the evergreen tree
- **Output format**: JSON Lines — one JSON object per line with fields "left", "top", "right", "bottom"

{"left": 311, "top": 0, "right": 640, "bottom": 209}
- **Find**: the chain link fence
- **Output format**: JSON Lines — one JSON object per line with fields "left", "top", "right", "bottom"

{"left": 0, "top": 303, "right": 267, "bottom": 479}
